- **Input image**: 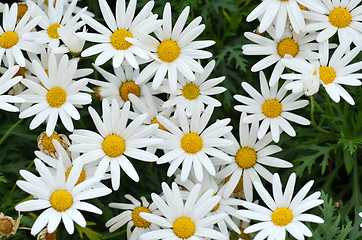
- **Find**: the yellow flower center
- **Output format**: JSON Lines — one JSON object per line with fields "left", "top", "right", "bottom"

{"left": 46, "top": 87, "right": 67, "bottom": 108}
{"left": 182, "top": 83, "right": 200, "bottom": 100}
{"left": 277, "top": 38, "right": 299, "bottom": 58}
{"left": 235, "top": 147, "right": 257, "bottom": 169}
{"left": 14, "top": 66, "right": 26, "bottom": 78}
{"left": 329, "top": 8, "right": 352, "bottom": 28}
{"left": 110, "top": 29, "right": 133, "bottom": 50}
{"left": 47, "top": 23, "right": 61, "bottom": 39}
{"left": 318, "top": 66, "right": 336, "bottom": 85}
{"left": 0, "top": 31, "right": 19, "bottom": 49}
{"left": 181, "top": 133, "right": 203, "bottom": 154}
{"left": 40, "top": 133, "right": 62, "bottom": 153}
{"left": 17, "top": 3, "right": 28, "bottom": 20}
{"left": 151, "top": 117, "right": 167, "bottom": 131}
{"left": 0, "top": 219, "right": 12, "bottom": 235}
{"left": 65, "top": 167, "right": 87, "bottom": 186}
{"left": 157, "top": 39, "right": 180, "bottom": 63}
{"left": 262, "top": 99, "right": 283, "bottom": 118}
{"left": 173, "top": 217, "right": 195, "bottom": 239}
{"left": 298, "top": 3, "right": 308, "bottom": 11}
{"left": 50, "top": 190, "right": 73, "bottom": 212}
{"left": 119, "top": 81, "right": 140, "bottom": 101}
{"left": 132, "top": 206, "right": 152, "bottom": 228}
{"left": 271, "top": 207, "right": 294, "bottom": 226}
{"left": 102, "top": 134, "right": 126, "bottom": 158}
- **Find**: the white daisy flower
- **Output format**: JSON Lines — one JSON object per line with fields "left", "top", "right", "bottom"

{"left": 69, "top": 99, "right": 162, "bottom": 190}
{"left": 216, "top": 113, "right": 293, "bottom": 202}
{"left": 106, "top": 194, "right": 160, "bottom": 239}
{"left": 154, "top": 105, "right": 233, "bottom": 182}
{"left": 304, "top": 0, "right": 362, "bottom": 47}
{"left": 54, "top": 26, "right": 86, "bottom": 56}
{"left": 0, "top": 3, "right": 41, "bottom": 67}
{"left": 281, "top": 42, "right": 362, "bottom": 105}
{"left": 242, "top": 26, "right": 320, "bottom": 86}
{"left": 161, "top": 60, "right": 226, "bottom": 116}
{"left": 15, "top": 153, "right": 112, "bottom": 235}
{"left": 139, "top": 182, "right": 228, "bottom": 240}
{"left": 19, "top": 53, "right": 92, "bottom": 136}
{"left": 78, "top": 0, "right": 162, "bottom": 69}
{"left": 0, "top": 65, "right": 25, "bottom": 112}
{"left": 135, "top": 3, "right": 215, "bottom": 92}
{"left": 234, "top": 71, "right": 310, "bottom": 143}
{"left": 238, "top": 173, "right": 324, "bottom": 240}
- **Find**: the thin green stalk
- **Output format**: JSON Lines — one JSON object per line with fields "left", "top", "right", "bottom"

{"left": 310, "top": 97, "right": 329, "bottom": 134}
{"left": 0, "top": 119, "right": 23, "bottom": 146}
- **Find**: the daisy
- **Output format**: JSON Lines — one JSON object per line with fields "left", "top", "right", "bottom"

{"left": 135, "top": 3, "right": 215, "bottom": 92}
{"left": 69, "top": 99, "right": 162, "bottom": 190}
{"left": 304, "top": 0, "right": 362, "bottom": 47}
{"left": 106, "top": 194, "right": 160, "bottom": 239}
{"left": 15, "top": 153, "right": 112, "bottom": 235}
{"left": 0, "top": 3, "right": 41, "bottom": 67}
{"left": 161, "top": 60, "right": 226, "bottom": 116}
{"left": 281, "top": 42, "right": 362, "bottom": 105}
{"left": 154, "top": 105, "right": 233, "bottom": 182}
{"left": 0, "top": 65, "right": 25, "bottom": 112}
{"left": 19, "top": 53, "right": 92, "bottom": 136}
{"left": 53, "top": 26, "right": 86, "bottom": 56}
{"left": 242, "top": 26, "right": 320, "bottom": 86}
{"left": 215, "top": 113, "right": 293, "bottom": 201}
{"left": 78, "top": 0, "right": 162, "bottom": 68}
{"left": 139, "top": 182, "right": 228, "bottom": 240}
{"left": 234, "top": 71, "right": 310, "bottom": 142}
{"left": 37, "top": 131, "right": 70, "bottom": 158}
{"left": 238, "top": 173, "right": 324, "bottom": 240}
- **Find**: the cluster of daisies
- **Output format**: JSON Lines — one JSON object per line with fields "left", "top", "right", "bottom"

{"left": 0, "top": 0, "right": 361, "bottom": 239}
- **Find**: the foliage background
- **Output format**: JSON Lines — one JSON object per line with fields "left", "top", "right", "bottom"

{"left": 0, "top": 0, "right": 361, "bottom": 239}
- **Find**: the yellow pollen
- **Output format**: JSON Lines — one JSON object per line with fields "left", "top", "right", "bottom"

{"left": 157, "top": 39, "right": 180, "bottom": 63}
{"left": 235, "top": 147, "right": 257, "bottom": 169}
{"left": 317, "top": 66, "right": 336, "bottom": 85}
{"left": 132, "top": 206, "right": 152, "bottom": 228}
{"left": 182, "top": 83, "right": 200, "bottom": 100}
{"left": 277, "top": 38, "right": 299, "bottom": 58}
{"left": 46, "top": 87, "right": 67, "bottom": 108}
{"left": 40, "top": 133, "right": 62, "bottom": 153}
{"left": 173, "top": 217, "right": 195, "bottom": 239}
{"left": 0, "top": 31, "right": 19, "bottom": 49}
{"left": 151, "top": 117, "right": 167, "bottom": 131}
{"left": 65, "top": 167, "right": 87, "bottom": 186}
{"left": 262, "top": 99, "right": 283, "bottom": 118}
{"left": 17, "top": 3, "right": 28, "bottom": 20}
{"left": 181, "top": 132, "right": 203, "bottom": 154}
{"left": 329, "top": 8, "right": 352, "bottom": 28}
{"left": 0, "top": 219, "right": 12, "bottom": 235}
{"left": 47, "top": 23, "right": 61, "bottom": 39}
{"left": 119, "top": 81, "right": 140, "bottom": 101}
{"left": 102, "top": 134, "right": 126, "bottom": 158}
{"left": 110, "top": 29, "right": 133, "bottom": 50}
{"left": 13, "top": 66, "right": 26, "bottom": 78}
{"left": 271, "top": 207, "right": 294, "bottom": 226}
{"left": 298, "top": 3, "right": 308, "bottom": 11}
{"left": 50, "top": 190, "right": 73, "bottom": 212}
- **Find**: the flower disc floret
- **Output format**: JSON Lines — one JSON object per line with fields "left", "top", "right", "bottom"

{"left": 318, "top": 66, "right": 336, "bottom": 85}
{"left": 182, "top": 83, "right": 200, "bottom": 100}
{"left": 110, "top": 29, "right": 133, "bottom": 50}
{"left": 173, "top": 217, "right": 195, "bottom": 239}
{"left": 102, "top": 134, "right": 126, "bottom": 158}
{"left": 157, "top": 39, "right": 180, "bottom": 63}
{"left": 17, "top": 4, "right": 28, "bottom": 20}
{"left": 0, "top": 31, "right": 19, "bottom": 49}
{"left": 132, "top": 207, "right": 152, "bottom": 228}
{"left": 46, "top": 87, "right": 67, "bottom": 108}
{"left": 41, "top": 133, "right": 62, "bottom": 153}
{"left": 151, "top": 118, "right": 167, "bottom": 131}
{"left": 271, "top": 207, "right": 293, "bottom": 226}
{"left": 0, "top": 219, "right": 12, "bottom": 236}
{"left": 262, "top": 99, "right": 283, "bottom": 118}
{"left": 329, "top": 8, "right": 352, "bottom": 28}
{"left": 235, "top": 147, "right": 257, "bottom": 169}
{"left": 277, "top": 38, "right": 299, "bottom": 58}
{"left": 50, "top": 190, "right": 73, "bottom": 212}
{"left": 47, "top": 23, "right": 61, "bottom": 39}
{"left": 181, "top": 133, "right": 203, "bottom": 154}
{"left": 65, "top": 167, "right": 86, "bottom": 185}
{"left": 119, "top": 81, "right": 140, "bottom": 101}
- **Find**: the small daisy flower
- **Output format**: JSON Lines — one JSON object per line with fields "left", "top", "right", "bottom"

{"left": 69, "top": 99, "right": 162, "bottom": 190}
{"left": 304, "top": 0, "right": 362, "bottom": 47}
{"left": 139, "top": 182, "right": 228, "bottom": 240}
{"left": 106, "top": 194, "right": 160, "bottom": 239}
{"left": 0, "top": 65, "right": 25, "bottom": 112}
{"left": 242, "top": 26, "right": 319, "bottom": 86}
{"left": 234, "top": 71, "right": 310, "bottom": 142}
{"left": 161, "top": 60, "right": 226, "bottom": 116}
{"left": 216, "top": 113, "right": 292, "bottom": 201}
{"left": 154, "top": 105, "right": 233, "bottom": 182}
{"left": 15, "top": 155, "right": 112, "bottom": 235}
{"left": 37, "top": 131, "right": 71, "bottom": 158}
{"left": 54, "top": 26, "right": 86, "bottom": 56}
{"left": 135, "top": 3, "right": 215, "bottom": 92}
{"left": 0, "top": 3, "right": 41, "bottom": 67}
{"left": 0, "top": 212, "right": 22, "bottom": 238}
{"left": 78, "top": 0, "right": 162, "bottom": 68}
{"left": 238, "top": 173, "right": 324, "bottom": 240}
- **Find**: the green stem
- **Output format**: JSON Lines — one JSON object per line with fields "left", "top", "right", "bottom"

{"left": 102, "top": 229, "right": 127, "bottom": 239}
{"left": 310, "top": 97, "right": 329, "bottom": 134}
{"left": 0, "top": 119, "right": 23, "bottom": 146}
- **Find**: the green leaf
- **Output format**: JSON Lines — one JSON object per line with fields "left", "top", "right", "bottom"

{"left": 76, "top": 222, "right": 103, "bottom": 240}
